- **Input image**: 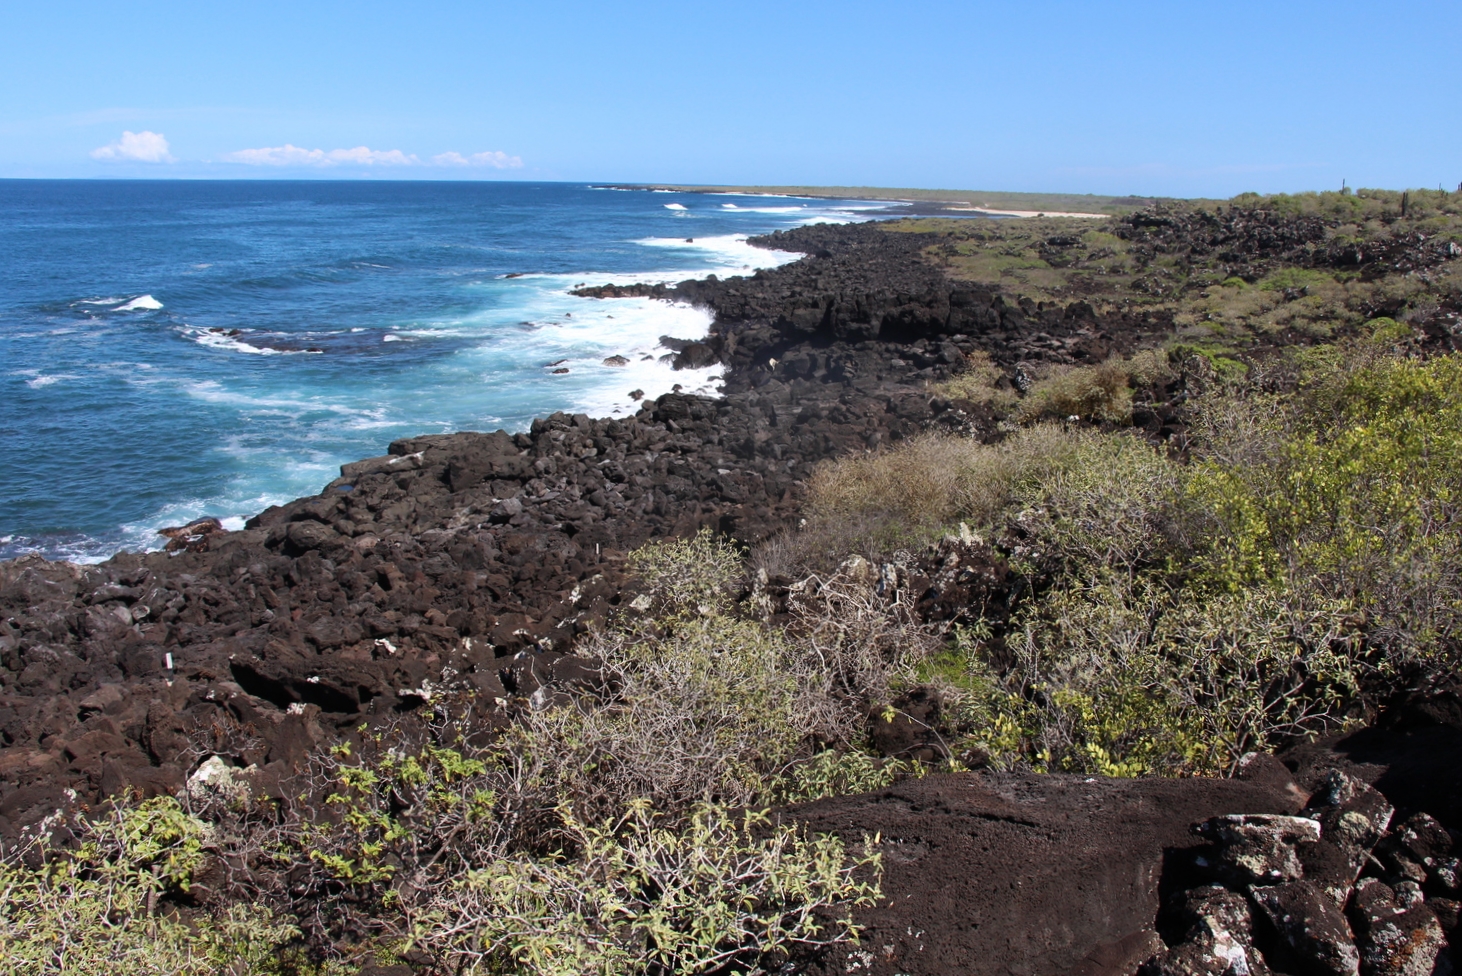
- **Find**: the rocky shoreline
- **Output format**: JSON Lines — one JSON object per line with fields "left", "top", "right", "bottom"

{"left": 3, "top": 212, "right": 1460, "bottom": 975}
{"left": 3, "top": 220, "right": 1163, "bottom": 827}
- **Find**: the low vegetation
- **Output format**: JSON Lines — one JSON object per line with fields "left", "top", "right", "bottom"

{"left": 3, "top": 532, "right": 911, "bottom": 974}
{"left": 896, "top": 187, "right": 1462, "bottom": 356}
{"left": 808, "top": 338, "right": 1462, "bottom": 776}
{"left": 0, "top": 798, "right": 320, "bottom": 975}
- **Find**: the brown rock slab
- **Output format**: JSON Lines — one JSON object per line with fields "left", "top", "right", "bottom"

{"left": 790, "top": 771, "right": 1298, "bottom": 976}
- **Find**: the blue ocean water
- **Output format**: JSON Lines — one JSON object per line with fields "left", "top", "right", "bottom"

{"left": 0, "top": 180, "right": 893, "bottom": 562}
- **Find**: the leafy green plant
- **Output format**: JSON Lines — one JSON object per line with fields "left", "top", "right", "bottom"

{"left": 929, "top": 346, "right": 1462, "bottom": 776}
{"left": 415, "top": 801, "right": 880, "bottom": 976}
{"left": 0, "top": 798, "right": 325, "bottom": 976}
{"left": 777, "top": 749, "right": 904, "bottom": 803}
{"left": 626, "top": 528, "right": 744, "bottom": 615}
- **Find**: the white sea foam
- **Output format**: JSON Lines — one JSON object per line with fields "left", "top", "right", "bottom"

{"left": 631, "top": 233, "right": 803, "bottom": 273}
{"left": 76, "top": 297, "right": 123, "bottom": 306}
{"left": 83, "top": 495, "right": 288, "bottom": 563}
{"left": 664, "top": 203, "right": 687, "bottom": 211}
{"left": 183, "top": 380, "right": 391, "bottom": 420}
{"left": 188, "top": 328, "right": 301, "bottom": 355}
{"left": 116, "top": 294, "right": 163, "bottom": 311}
{"left": 720, "top": 203, "right": 808, "bottom": 213}
{"left": 383, "top": 334, "right": 403, "bottom": 342}
{"left": 445, "top": 228, "right": 817, "bottom": 417}
{"left": 26, "top": 373, "right": 79, "bottom": 388}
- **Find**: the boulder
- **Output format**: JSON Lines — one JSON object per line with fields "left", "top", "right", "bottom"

{"left": 1194, "top": 813, "right": 1322, "bottom": 884}
{"left": 1143, "top": 885, "right": 1269, "bottom": 976}
{"left": 1348, "top": 878, "right": 1445, "bottom": 976}
{"left": 1249, "top": 880, "right": 1359, "bottom": 976}
{"left": 1299, "top": 769, "right": 1395, "bottom": 905}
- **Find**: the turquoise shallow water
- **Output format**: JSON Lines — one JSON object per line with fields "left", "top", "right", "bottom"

{"left": 0, "top": 180, "right": 892, "bottom": 562}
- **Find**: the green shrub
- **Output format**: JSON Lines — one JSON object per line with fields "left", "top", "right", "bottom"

{"left": 932, "top": 347, "right": 1462, "bottom": 776}
{"left": 416, "top": 803, "right": 880, "bottom": 976}
{"left": 776, "top": 749, "right": 904, "bottom": 803}
{"left": 0, "top": 798, "right": 323, "bottom": 975}
{"left": 626, "top": 529, "right": 743, "bottom": 616}
{"left": 1190, "top": 350, "right": 1462, "bottom": 652}
{"left": 1364, "top": 316, "right": 1413, "bottom": 346}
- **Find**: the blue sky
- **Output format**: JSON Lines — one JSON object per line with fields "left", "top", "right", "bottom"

{"left": 1, "top": 0, "right": 1457, "bottom": 197}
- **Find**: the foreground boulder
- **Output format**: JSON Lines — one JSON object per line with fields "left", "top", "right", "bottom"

{"left": 789, "top": 771, "right": 1301, "bottom": 976}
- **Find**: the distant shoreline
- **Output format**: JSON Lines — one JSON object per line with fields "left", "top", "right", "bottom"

{"left": 594, "top": 182, "right": 1197, "bottom": 217}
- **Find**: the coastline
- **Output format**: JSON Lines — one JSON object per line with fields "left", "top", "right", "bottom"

{"left": 0, "top": 216, "right": 1126, "bottom": 808}
{"left": 5, "top": 195, "right": 1462, "bottom": 974}
{"left": 0, "top": 187, "right": 858, "bottom": 566}
{"left": 593, "top": 181, "right": 1193, "bottom": 217}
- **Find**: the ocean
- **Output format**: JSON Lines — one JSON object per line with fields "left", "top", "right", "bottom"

{"left": 0, "top": 180, "right": 893, "bottom": 563}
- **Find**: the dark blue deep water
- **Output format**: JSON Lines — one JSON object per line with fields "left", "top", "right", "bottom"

{"left": 0, "top": 181, "right": 891, "bottom": 561}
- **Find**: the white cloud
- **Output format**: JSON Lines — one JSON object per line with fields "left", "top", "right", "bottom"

{"left": 224, "top": 143, "right": 523, "bottom": 170}
{"left": 325, "top": 146, "right": 418, "bottom": 166}
{"left": 432, "top": 150, "right": 523, "bottom": 169}
{"left": 224, "top": 144, "right": 421, "bottom": 167}
{"left": 91, "top": 130, "right": 174, "bottom": 163}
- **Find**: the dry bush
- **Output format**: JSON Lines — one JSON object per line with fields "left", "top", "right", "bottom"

{"left": 806, "top": 424, "right": 1095, "bottom": 538}
{"left": 503, "top": 613, "right": 820, "bottom": 823}
{"left": 934, "top": 349, "right": 1018, "bottom": 411}
{"left": 228, "top": 532, "right": 915, "bottom": 973}
{"left": 780, "top": 560, "right": 939, "bottom": 710}
{"left": 1015, "top": 351, "right": 1171, "bottom": 424}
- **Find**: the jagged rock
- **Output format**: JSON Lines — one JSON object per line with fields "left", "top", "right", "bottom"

{"left": 1249, "top": 880, "right": 1359, "bottom": 976}
{"left": 157, "top": 516, "right": 227, "bottom": 552}
{"left": 1300, "top": 769, "right": 1395, "bottom": 905}
{"left": 186, "top": 755, "right": 255, "bottom": 803}
{"left": 1143, "top": 930, "right": 1270, "bottom": 976}
{"left": 76, "top": 683, "right": 127, "bottom": 717}
{"left": 339, "top": 452, "right": 423, "bottom": 481}
{"left": 1428, "top": 897, "right": 1460, "bottom": 941}
{"left": 1348, "top": 878, "right": 1445, "bottom": 976}
{"left": 1144, "top": 886, "right": 1269, "bottom": 975}
{"left": 1178, "top": 886, "right": 1258, "bottom": 942}
{"left": 1194, "top": 813, "right": 1322, "bottom": 884}
{"left": 1075, "top": 930, "right": 1167, "bottom": 976}
{"left": 1389, "top": 812, "right": 1456, "bottom": 866}
{"left": 1431, "top": 857, "right": 1461, "bottom": 895}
